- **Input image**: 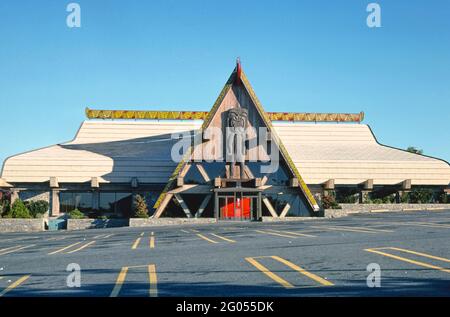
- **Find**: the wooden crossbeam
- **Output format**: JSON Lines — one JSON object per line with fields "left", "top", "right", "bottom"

{"left": 196, "top": 164, "right": 211, "bottom": 182}
{"left": 262, "top": 197, "right": 278, "bottom": 218}
{"left": 174, "top": 194, "right": 193, "bottom": 218}
{"left": 195, "top": 195, "right": 212, "bottom": 218}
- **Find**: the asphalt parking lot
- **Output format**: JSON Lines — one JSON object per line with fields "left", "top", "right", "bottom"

{"left": 1, "top": 210, "right": 450, "bottom": 297}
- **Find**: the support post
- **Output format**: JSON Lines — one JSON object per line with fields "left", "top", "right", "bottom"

{"left": 51, "top": 189, "right": 60, "bottom": 216}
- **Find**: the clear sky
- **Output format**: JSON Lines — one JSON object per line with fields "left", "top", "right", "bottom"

{"left": 0, "top": 0, "right": 449, "bottom": 167}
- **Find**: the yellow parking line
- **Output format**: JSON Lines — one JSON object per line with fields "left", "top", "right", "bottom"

{"left": 267, "top": 229, "right": 316, "bottom": 238}
{"left": 365, "top": 248, "right": 450, "bottom": 274}
{"left": 132, "top": 237, "right": 142, "bottom": 250}
{"left": 48, "top": 242, "right": 83, "bottom": 255}
{"left": 332, "top": 225, "right": 392, "bottom": 233}
{"left": 148, "top": 264, "right": 158, "bottom": 297}
{"left": 271, "top": 256, "right": 333, "bottom": 286}
{"left": 0, "top": 245, "right": 22, "bottom": 253}
{"left": 0, "top": 245, "right": 36, "bottom": 256}
{"left": 150, "top": 236, "right": 155, "bottom": 249}
{"left": 245, "top": 257, "right": 294, "bottom": 289}
{"left": 385, "top": 247, "right": 450, "bottom": 263}
{"left": 66, "top": 241, "right": 96, "bottom": 254}
{"left": 0, "top": 275, "right": 31, "bottom": 297}
{"left": 311, "top": 226, "right": 379, "bottom": 234}
{"left": 407, "top": 222, "right": 450, "bottom": 229}
{"left": 110, "top": 267, "right": 128, "bottom": 297}
{"left": 196, "top": 233, "right": 218, "bottom": 244}
{"left": 210, "top": 233, "right": 236, "bottom": 243}
{"left": 255, "top": 230, "right": 297, "bottom": 239}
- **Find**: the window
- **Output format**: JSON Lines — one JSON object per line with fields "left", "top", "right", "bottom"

{"left": 60, "top": 192, "right": 93, "bottom": 213}
{"left": 99, "top": 192, "right": 132, "bottom": 217}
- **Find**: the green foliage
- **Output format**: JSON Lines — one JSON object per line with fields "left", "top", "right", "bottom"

{"left": 0, "top": 199, "right": 10, "bottom": 218}
{"left": 439, "top": 193, "right": 448, "bottom": 203}
{"left": 409, "top": 188, "right": 434, "bottom": 203}
{"left": 134, "top": 194, "right": 149, "bottom": 218}
{"left": 400, "top": 192, "right": 409, "bottom": 203}
{"left": 406, "top": 146, "right": 423, "bottom": 155}
{"left": 335, "top": 188, "right": 359, "bottom": 204}
{"left": 67, "top": 208, "right": 86, "bottom": 219}
{"left": 8, "top": 199, "right": 32, "bottom": 218}
{"left": 24, "top": 200, "right": 49, "bottom": 218}
{"left": 321, "top": 194, "right": 341, "bottom": 209}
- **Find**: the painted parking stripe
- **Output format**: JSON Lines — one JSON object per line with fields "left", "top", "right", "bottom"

{"left": 150, "top": 233, "right": 155, "bottom": 249}
{"left": 310, "top": 226, "right": 380, "bottom": 234}
{"left": 66, "top": 241, "right": 96, "bottom": 254}
{"left": 148, "top": 264, "right": 158, "bottom": 297}
{"left": 255, "top": 230, "right": 298, "bottom": 239}
{"left": 365, "top": 247, "right": 450, "bottom": 274}
{"left": 385, "top": 247, "right": 450, "bottom": 263}
{"left": 210, "top": 233, "right": 236, "bottom": 243}
{"left": 110, "top": 267, "right": 129, "bottom": 297}
{"left": 110, "top": 265, "right": 158, "bottom": 297}
{"left": 270, "top": 256, "right": 334, "bottom": 286}
{"left": 196, "top": 233, "right": 219, "bottom": 244}
{"left": 140, "top": 232, "right": 145, "bottom": 237}
{"left": 132, "top": 237, "right": 142, "bottom": 250}
{"left": 266, "top": 229, "right": 316, "bottom": 238}
{"left": 0, "top": 275, "right": 31, "bottom": 297}
{"left": 180, "top": 230, "right": 190, "bottom": 233}
{"left": 328, "top": 225, "right": 392, "bottom": 233}
{"left": 0, "top": 245, "right": 22, "bottom": 253}
{"left": 48, "top": 242, "right": 83, "bottom": 255}
{"left": 0, "top": 245, "right": 36, "bottom": 256}
{"left": 245, "top": 257, "right": 294, "bottom": 289}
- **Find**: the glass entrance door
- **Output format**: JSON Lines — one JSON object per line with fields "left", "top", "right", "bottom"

{"left": 218, "top": 193, "right": 259, "bottom": 221}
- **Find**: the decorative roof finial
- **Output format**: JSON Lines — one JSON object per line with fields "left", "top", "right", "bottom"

{"left": 236, "top": 57, "right": 242, "bottom": 84}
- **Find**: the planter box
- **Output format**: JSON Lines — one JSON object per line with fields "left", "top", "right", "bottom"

{"left": 325, "top": 203, "right": 450, "bottom": 218}
{"left": 67, "top": 219, "right": 129, "bottom": 230}
{"left": 0, "top": 218, "right": 45, "bottom": 232}
{"left": 129, "top": 218, "right": 217, "bottom": 227}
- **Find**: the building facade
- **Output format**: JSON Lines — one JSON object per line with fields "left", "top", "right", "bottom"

{"left": 1, "top": 63, "right": 449, "bottom": 219}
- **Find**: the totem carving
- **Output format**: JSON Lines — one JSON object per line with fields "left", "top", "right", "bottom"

{"left": 226, "top": 107, "right": 248, "bottom": 179}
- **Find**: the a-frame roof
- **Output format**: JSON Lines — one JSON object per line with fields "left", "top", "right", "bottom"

{"left": 154, "top": 63, "right": 320, "bottom": 213}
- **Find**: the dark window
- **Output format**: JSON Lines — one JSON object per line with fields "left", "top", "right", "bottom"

{"left": 60, "top": 192, "right": 93, "bottom": 213}
{"left": 99, "top": 192, "right": 132, "bottom": 217}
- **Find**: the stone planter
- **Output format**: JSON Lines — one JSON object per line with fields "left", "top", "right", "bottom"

{"left": 0, "top": 218, "right": 45, "bottom": 232}
{"left": 67, "top": 218, "right": 129, "bottom": 230}
{"left": 129, "top": 217, "right": 217, "bottom": 227}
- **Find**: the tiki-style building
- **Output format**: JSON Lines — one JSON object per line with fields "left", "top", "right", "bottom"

{"left": 1, "top": 61, "right": 449, "bottom": 220}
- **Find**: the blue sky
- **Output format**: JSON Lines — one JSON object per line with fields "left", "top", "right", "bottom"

{"left": 0, "top": 0, "right": 449, "bottom": 166}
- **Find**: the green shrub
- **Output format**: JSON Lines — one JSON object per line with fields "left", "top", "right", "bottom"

{"left": 409, "top": 188, "right": 433, "bottom": 203}
{"left": 322, "top": 195, "right": 341, "bottom": 209}
{"left": 439, "top": 193, "right": 448, "bottom": 203}
{"left": 25, "top": 200, "right": 49, "bottom": 218}
{"left": 0, "top": 200, "right": 10, "bottom": 218}
{"left": 67, "top": 208, "right": 86, "bottom": 219}
{"left": 400, "top": 192, "right": 409, "bottom": 203}
{"left": 134, "top": 194, "right": 149, "bottom": 218}
{"left": 8, "top": 199, "right": 32, "bottom": 218}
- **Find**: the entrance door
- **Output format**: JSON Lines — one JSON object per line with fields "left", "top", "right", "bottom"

{"left": 218, "top": 194, "right": 258, "bottom": 220}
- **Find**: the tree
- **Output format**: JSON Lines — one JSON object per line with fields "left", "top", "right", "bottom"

{"left": 134, "top": 194, "right": 149, "bottom": 218}
{"left": 8, "top": 199, "right": 32, "bottom": 218}
{"left": 406, "top": 146, "right": 423, "bottom": 155}
{"left": 25, "top": 200, "right": 49, "bottom": 218}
